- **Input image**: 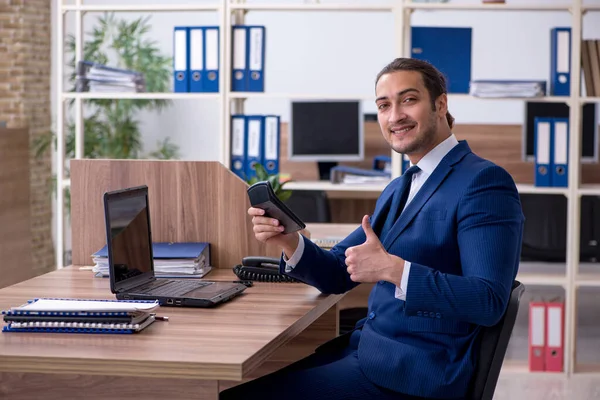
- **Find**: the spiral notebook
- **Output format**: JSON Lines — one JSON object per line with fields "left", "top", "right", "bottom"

{"left": 1, "top": 298, "right": 159, "bottom": 334}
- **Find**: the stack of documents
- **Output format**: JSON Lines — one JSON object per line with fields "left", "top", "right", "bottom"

{"left": 2, "top": 298, "right": 159, "bottom": 334}
{"left": 76, "top": 60, "right": 146, "bottom": 93}
{"left": 311, "top": 237, "right": 344, "bottom": 250}
{"left": 469, "top": 80, "right": 547, "bottom": 98}
{"left": 92, "top": 242, "right": 212, "bottom": 278}
{"left": 330, "top": 165, "right": 391, "bottom": 184}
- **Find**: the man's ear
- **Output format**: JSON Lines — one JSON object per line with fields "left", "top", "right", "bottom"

{"left": 436, "top": 93, "right": 448, "bottom": 117}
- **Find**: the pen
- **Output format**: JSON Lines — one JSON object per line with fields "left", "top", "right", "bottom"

{"left": 152, "top": 314, "right": 169, "bottom": 321}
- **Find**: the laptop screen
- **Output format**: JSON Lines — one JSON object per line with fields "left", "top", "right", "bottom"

{"left": 106, "top": 189, "right": 154, "bottom": 285}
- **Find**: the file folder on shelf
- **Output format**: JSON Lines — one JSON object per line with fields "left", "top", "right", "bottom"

{"left": 411, "top": 26, "right": 472, "bottom": 94}
{"left": 244, "top": 115, "right": 264, "bottom": 180}
{"left": 247, "top": 26, "right": 266, "bottom": 92}
{"left": 551, "top": 118, "right": 569, "bottom": 188}
{"left": 534, "top": 117, "right": 552, "bottom": 187}
{"left": 173, "top": 27, "right": 189, "bottom": 93}
{"left": 550, "top": 27, "right": 571, "bottom": 96}
{"left": 231, "top": 115, "right": 247, "bottom": 179}
{"left": 188, "top": 27, "right": 204, "bottom": 92}
{"left": 545, "top": 299, "right": 565, "bottom": 372}
{"left": 263, "top": 115, "right": 280, "bottom": 175}
{"left": 203, "top": 26, "right": 220, "bottom": 93}
{"left": 528, "top": 301, "right": 546, "bottom": 371}
{"left": 232, "top": 25, "right": 247, "bottom": 92}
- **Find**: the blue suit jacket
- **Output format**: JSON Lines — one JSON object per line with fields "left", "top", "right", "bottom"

{"left": 280, "top": 141, "right": 525, "bottom": 399}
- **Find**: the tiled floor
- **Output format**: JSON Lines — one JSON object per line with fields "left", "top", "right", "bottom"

{"left": 494, "top": 374, "right": 600, "bottom": 399}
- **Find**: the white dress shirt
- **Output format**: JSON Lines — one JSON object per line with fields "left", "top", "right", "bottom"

{"left": 284, "top": 134, "right": 459, "bottom": 302}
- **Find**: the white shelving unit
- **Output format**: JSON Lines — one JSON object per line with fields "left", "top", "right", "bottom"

{"left": 55, "top": 0, "right": 599, "bottom": 376}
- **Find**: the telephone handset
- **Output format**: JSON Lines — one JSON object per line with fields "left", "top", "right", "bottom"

{"left": 247, "top": 181, "right": 306, "bottom": 234}
{"left": 233, "top": 256, "right": 300, "bottom": 283}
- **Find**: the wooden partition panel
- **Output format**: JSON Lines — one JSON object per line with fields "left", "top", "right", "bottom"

{"left": 70, "top": 160, "right": 281, "bottom": 268}
{"left": 0, "top": 127, "right": 32, "bottom": 289}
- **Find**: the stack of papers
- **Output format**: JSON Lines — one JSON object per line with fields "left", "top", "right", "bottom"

{"left": 469, "top": 80, "right": 547, "bottom": 98}
{"left": 91, "top": 242, "right": 212, "bottom": 279}
{"left": 2, "top": 298, "right": 159, "bottom": 334}
{"left": 75, "top": 60, "right": 146, "bottom": 93}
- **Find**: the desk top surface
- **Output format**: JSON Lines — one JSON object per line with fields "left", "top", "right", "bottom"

{"left": 0, "top": 267, "right": 342, "bottom": 381}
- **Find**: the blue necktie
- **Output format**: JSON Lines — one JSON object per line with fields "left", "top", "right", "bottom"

{"left": 381, "top": 165, "right": 421, "bottom": 239}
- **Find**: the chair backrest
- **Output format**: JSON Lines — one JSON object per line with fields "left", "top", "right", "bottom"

{"left": 284, "top": 190, "right": 331, "bottom": 223}
{"left": 468, "top": 280, "right": 525, "bottom": 400}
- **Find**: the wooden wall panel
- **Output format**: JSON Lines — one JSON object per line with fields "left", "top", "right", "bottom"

{"left": 0, "top": 128, "right": 32, "bottom": 289}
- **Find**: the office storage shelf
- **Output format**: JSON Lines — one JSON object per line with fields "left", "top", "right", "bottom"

{"left": 576, "top": 273, "right": 600, "bottom": 287}
{"left": 448, "top": 94, "right": 572, "bottom": 103}
{"left": 405, "top": 2, "right": 571, "bottom": 11}
{"left": 227, "top": 92, "right": 376, "bottom": 100}
{"left": 516, "top": 184, "right": 569, "bottom": 195}
{"left": 578, "top": 185, "right": 600, "bottom": 195}
{"left": 62, "top": 92, "right": 221, "bottom": 100}
{"left": 56, "top": 0, "right": 595, "bottom": 378}
{"left": 228, "top": 3, "right": 393, "bottom": 12}
{"left": 61, "top": 4, "right": 221, "bottom": 12}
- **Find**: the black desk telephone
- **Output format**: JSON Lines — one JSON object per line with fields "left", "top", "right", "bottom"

{"left": 233, "top": 257, "right": 300, "bottom": 283}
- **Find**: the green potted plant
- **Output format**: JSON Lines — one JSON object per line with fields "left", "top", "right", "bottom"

{"left": 34, "top": 12, "right": 179, "bottom": 211}
{"left": 246, "top": 163, "right": 292, "bottom": 203}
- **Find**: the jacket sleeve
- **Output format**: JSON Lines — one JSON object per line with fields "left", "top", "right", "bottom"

{"left": 404, "top": 165, "right": 525, "bottom": 327}
{"left": 278, "top": 225, "right": 365, "bottom": 294}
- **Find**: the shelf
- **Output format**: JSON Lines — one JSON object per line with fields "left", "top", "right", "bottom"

{"left": 405, "top": 2, "right": 571, "bottom": 11}
{"left": 228, "top": 92, "right": 376, "bottom": 100}
{"left": 61, "top": 4, "right": 220, "bottom": 12}
{"left": 574, "top": 363, "right": 600, "bottom": 375}
{"left": 576, "top": 273, "right": 600, "bottom": 287}
{"left": 518, "top": 262, "right": 567, "bottom": 287}
{"left": 62, "top": 92, "right": 220, "bottom": 100}
{"left": 581, "top": 97, "right": 600, "bottom": 103}
{"left": 579, "top": 185, "right": 600, "bottom": 196}
{"left": 516, "top": 184, "right": 568, "bottom": 195}
{"left": 229, "top": 93, "right": 572, "bottom": 102}
{"left": 449, "top": 95, "right": 571, "bottom": 103}
{"left": 228, "top": 3, "right": 393, "bottom": 12}
{"left": 284, "top": 180, "right": 387, "bottom": 193}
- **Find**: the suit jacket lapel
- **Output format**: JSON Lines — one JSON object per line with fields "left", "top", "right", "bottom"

{"left": 382, "top": 140, "right": 471, "bottom": 249}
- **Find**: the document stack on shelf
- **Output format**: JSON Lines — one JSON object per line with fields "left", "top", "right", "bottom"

{"left": 329, "top": 165, "right": 391, "bottom": 184}
{"left": 1, "top": 298, "right": 159, "bottom": 334}
{"left": 75, "top": 60, "right": 146, "bottom": 93}
{"left": 91, "top": 242, "right": 212, "bottom": 279}
{"left": 469, "top": 80, "right": 546, "bottom": 98}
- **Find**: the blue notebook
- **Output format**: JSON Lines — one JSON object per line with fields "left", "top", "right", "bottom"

{"left": 93, "top": 242, "right": 209, "bottom": 261}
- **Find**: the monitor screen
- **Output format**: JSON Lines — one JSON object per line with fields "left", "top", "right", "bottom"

{"left": 289, "top": 100, "right": 363, "bottom": 161}
{"left": 106, "top": 192, "right": 153, "bottom": 284}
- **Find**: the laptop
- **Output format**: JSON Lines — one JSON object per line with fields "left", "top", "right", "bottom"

{"left": 103, "top": 185, "right": 247, "bottom": 307}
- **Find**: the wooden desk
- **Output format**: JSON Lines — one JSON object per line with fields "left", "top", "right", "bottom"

{"left": 0, "top": 267, "right": 343, "bottom": 400}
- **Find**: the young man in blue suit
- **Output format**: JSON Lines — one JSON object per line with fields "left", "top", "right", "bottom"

{"left": 221, "top": 58, "right": 525, "bottom": 400}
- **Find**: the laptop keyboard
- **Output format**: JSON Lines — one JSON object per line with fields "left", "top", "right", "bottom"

{"left": 136, "top": 279, "right": 212, "bottom": 297}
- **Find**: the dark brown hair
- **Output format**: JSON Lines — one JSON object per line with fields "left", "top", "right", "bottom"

{"left": 375, "top": 58, "right": 455, "bottom": 129}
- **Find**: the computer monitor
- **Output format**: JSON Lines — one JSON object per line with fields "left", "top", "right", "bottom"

{"left": 288, "top": 100, "right": 364, "bottom": 163}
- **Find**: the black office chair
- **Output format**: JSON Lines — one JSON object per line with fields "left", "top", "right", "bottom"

{"left": 283, "top": 190, "right": 331, "bottom": 223}
{"left": 467, "top": 280, "right": 525, "bottom": 400}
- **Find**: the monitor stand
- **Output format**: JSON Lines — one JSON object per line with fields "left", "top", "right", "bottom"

{"left": 317, "top": 161, "right": 338, "bottom": 181}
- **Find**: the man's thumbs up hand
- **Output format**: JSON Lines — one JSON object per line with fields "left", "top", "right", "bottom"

{"left": 344, "top": 215, "right": 406, "bottom": 284}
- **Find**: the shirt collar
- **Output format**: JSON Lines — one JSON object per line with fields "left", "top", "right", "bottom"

{"left": 411, "top": 134, "right": 459, "bottom": 176}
